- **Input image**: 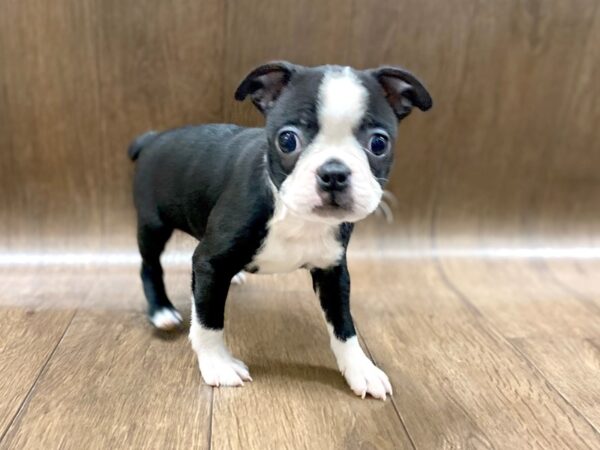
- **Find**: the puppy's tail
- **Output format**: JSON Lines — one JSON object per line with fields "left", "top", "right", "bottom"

{"left": 128, "top": 131, "right": 158, "bottom": 161}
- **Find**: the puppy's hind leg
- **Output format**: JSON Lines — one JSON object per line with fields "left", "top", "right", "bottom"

{"left": 137, "top": 222, "right": 182, "bottom": 330}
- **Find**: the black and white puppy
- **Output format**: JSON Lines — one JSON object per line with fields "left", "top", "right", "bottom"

{"left": 129, "top": 62, "right": 432, "bottom": 400}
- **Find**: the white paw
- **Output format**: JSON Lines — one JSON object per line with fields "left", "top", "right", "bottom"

{"left": 328, "top": 332, "right": 393, "bottom": 400}
{"left": 189, "top": 311, "right": 251, "bottom": 387}
{"left": 150, "top": 307, "right": 182, "bottom": 330}
{"left": 198, "top": 353, "right": 252, "bottom": 387}
{"left": 231, "top": 272, "right": 247, "bottom": 285}
{"left": 342, "top": 356, "right": 392, "bottom": 400}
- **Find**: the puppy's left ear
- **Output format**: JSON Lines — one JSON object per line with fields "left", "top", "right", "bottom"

{"left": 234, "top": 61, "right": 297, "bottom": 114}
{"left": 369, "top": 67, "right": 432, "bottom": 120}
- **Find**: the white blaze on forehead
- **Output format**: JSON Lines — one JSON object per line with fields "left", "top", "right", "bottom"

{"left": 317, "top": 68, "right": 368, "bottom": 140}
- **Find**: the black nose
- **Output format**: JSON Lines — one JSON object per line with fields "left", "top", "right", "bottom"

{"left": 316, "top": 160, "right": 351, "bottom": 192}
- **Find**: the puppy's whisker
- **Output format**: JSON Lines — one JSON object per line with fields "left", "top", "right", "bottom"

{"left": 382, "top": 190, "right": 397, "bottom": 206}
{"left": 376, "top": 198, "right": 395, "bottom": 223}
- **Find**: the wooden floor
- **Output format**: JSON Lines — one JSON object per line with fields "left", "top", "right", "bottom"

{"left": 0, "top": 257, "right": 599, "bottom": 449}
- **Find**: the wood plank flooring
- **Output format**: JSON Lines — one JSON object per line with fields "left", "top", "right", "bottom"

{"left": 0, "top": 259, "right": 599, "bottom": 449}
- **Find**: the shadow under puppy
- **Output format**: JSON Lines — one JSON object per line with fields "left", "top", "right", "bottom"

{"left": 129, "top": 61, "right": 432, "bottom": 400}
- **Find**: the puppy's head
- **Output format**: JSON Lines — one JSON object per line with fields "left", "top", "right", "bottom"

{"left": 235, "top": 62, "right": 432, "bottom": 224}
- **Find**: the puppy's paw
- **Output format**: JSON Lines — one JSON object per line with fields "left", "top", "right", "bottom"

{"left": 150, "top": 307, "right": 183, "bottom": 331}
{"left": 198, "top": 353, "right": 252, "bottom": 387}
{"left": 343, "top": 357, "right": 392, "bottom": 400}
{"left": 231, "top": 272, "right": 247, "bottom": 285}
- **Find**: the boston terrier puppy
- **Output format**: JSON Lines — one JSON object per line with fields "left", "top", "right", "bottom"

{"left": 129, "top": 62, "right": 432, "bottom": 400}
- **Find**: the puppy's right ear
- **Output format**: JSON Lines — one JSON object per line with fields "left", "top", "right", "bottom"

{"left": 234, "top": 61, "right": 297, "bottom": 114}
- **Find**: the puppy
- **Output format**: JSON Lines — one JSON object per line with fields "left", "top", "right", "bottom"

{"left": 129, "top": 62, "right": 432, "bottom": 400}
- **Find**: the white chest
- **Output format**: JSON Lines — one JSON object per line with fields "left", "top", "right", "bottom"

{"left": 249, "top": 207, "right": 344, "bottom": 274}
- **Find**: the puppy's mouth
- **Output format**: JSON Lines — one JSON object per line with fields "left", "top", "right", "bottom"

{"left": 313, "top": 192, "right": 353, "bottom": 217}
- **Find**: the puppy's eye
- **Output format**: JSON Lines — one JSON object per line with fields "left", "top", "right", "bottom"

{"left": 276, "top": 128, "right": 301, "bottom": 154}
{"left": 368, "top": 133, "right": 389, "bottom": 156}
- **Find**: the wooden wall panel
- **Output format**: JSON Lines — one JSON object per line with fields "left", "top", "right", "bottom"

{"left": 0, "top": 0, "right": 598, "bottom": 251}
{"left": 0, "top": 0, "right": 225, "bottom": 251}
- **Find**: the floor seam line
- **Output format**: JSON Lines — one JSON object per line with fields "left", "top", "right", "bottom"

{"left": 508, "top": 337, "right": 600, "bottom": 438}
{"left": 434, "top": 260, "right": 600, "bottom": 438}
{"left": 356, "top": 326, "right": 418, "bottom": 450}
{"left": 207, "top": 387, "right": 215, "bottom": 450}
{"left": 0, "top": 309, "right": 77, "bottom": 444}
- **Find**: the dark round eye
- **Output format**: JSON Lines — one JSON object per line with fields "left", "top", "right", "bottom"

{"left": 368, "top": 133, "right": 389, "bottom": 156}
{"left": 277, "top": 130, "right": 300, "bottom": 154}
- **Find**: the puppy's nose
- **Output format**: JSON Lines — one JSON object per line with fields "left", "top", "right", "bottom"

{"left": 316, "top": 159, "right": 351, "bottom": 192}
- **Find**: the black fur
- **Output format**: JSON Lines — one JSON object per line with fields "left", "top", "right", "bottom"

{"left": 132, "top": 124, "right": 274, "bottom": 327}
{"left": 128, "top": 130, "right": 158, "bottom": 161}
{"left": 311, "top": 223, "right": 355, "bottom": 340}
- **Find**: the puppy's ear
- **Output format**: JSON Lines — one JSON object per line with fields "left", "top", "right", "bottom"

{"left": 369, "top": 67, "right": 432, "bottom": 120}
{"left": 234, "top": 61, "right": 297, "bottom": 114}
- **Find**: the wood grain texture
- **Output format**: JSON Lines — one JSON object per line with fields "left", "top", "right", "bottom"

{"left": 1, "top": 261, "right": 600, "bottom": 448}
{"left": 512, "top": 337, "right": 600, "bottom": 429}
{"left": 540, "top": 259, "right": 600, "bottom": 310}
{"left": 0, "top": 0, "right": 225, "bottom": 251}
{"left": 349, "top": 261, "right": 600, "bottom": 449}
{"left": 0, "top": 307, "right": 74, "bottom": 440}
{"left": 437, "top": 259, "right": 600, "bottom": 339}
{"left": 0, "top": 310, "right": 212, "bottom": 450}
{"left": 439, "top": 257, "right": 600, "bottom": 431}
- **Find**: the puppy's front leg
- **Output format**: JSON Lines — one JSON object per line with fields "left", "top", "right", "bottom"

{"left": 189, "top": 247, "right": 251, "bottom": 387}
{"left": 311, "top": 263, "right": 392, "bottom": 400}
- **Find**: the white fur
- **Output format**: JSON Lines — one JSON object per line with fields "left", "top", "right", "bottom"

{"left": 279, "top": 68, "right": 383, "bottom": 224}
{"left": 231, "top": 271, "right": 247, "bottom": 285}
{"left": 318, "top": 67, "right": 367, "bottom": 136}
{"left": 189, "top": 298, "right": 251, "bottom": 386}
{"left": 250, "top": 189, "right": 343, "bottom": 274}
{"left": 150, "top": 308, "right": 182, "bottom": 330}
{"left": 327, "top": 325, "right": 392, "bottom": 400}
